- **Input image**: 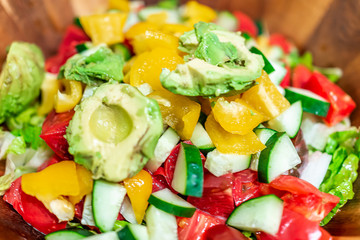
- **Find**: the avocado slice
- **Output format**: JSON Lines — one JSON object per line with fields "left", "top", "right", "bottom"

{"left": 160, "top": 22, "right": 264, "bottom": 97}
{"left": 0, "top": 42, "right": 44, "bottom": 124}
{"left": 66, "top": 83, "right": 163, "bottom": 182}
{"left": 59, "top": 46, "right": 124, "bottom": 86}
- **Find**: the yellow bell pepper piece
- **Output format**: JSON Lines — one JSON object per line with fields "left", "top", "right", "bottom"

{"left": 123, "top": 170, "right": 152, "bottom": 224}
{"left": 183, "top": 1, "right": 217, "bottom": 25}
{"left": 147, "top": 12, "right": 169, "bottom": 24}
{"left": 68, "top": 165, "right": 93, "bottom": 205}
{"left": 125, "top": 22, "right": 159, "bottom": 40}
{"left": 130, "top": 48, "right": 183, "bottom": 91}
{"left": 160, "top": 24, "right": 193, "bottom": 38}
{"left": 213, "top": 98, "right": 264, "bottom": 135}
{"left": 242, "top": 71, "right": 290, "bottom": 121}
{"left": 80, "top": 12, "right": 128, "bottom": 45}
{"left": 149, "top": 90, "right": 201, "bottom": 140}
{"left": 22, "top": 161, "right": 80, "bottom": 201}
{"left": 108, "top": 0, "right": 130, "bottom": 12}
{"left": 131, "top": 29, "right": 179, "bottom": 55}
{"left": 54, "top": 79, "right": 83, "bottom": 113}
{"left": 205, "top": 114, "right": 265, "bottom": 155}
{"left": 38, "top": 73, "right": 60, "bottom": 115}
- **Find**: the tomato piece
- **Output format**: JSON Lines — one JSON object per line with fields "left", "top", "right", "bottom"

{"left": 45, "top": 25, "right": 90, "bottom": 73}
{"left": 204, "top": 224, "right": 248, "bottom": 240}
{"left": 177, "top": 210, "right": 225, "bottom": 240}
{"left": 187, "top": 173, "right": 234, "bottom": 218}
{"left": 291, "top": 64, "right": 312, "bottom": 88}
{"left": 270, "top": 175, "right": 339, "bottom": 222}
{"left": 269, "top": 33, "right": 292, "bottom": 54}
{"left": 232, "top": 169, "right": 261, "bottom": 206}
{"left": 279, "top": 65, "right": 291, "bottom": 88}
{"left": 74, "top": 198, "right": 84, "bottom": 220}
{"left": 3, "top": 178, "right": 67, "bottom": 234}
{"left": 151, "top": 167, "right": 171, "bottom": 193}
{"left": 304, "top": 72, "right": 356, "bottom": 126}
{"left": 233, "top": 11, "right": 258, "bottom": 37}
{"left": 40, "top": 110, "right": 75, "bottom": 159}
{"left": 257, "top": 209, "right": 332, "bottom": 240}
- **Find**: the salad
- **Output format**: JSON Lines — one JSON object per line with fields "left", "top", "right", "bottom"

{"left": 0, "top": 0, "right": 359, "bottom": 239}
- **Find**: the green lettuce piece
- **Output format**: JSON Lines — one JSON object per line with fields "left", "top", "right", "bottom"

{"left": 59, "top": 46, "right": 124, "bottom": 86}
{"left": 320, "top": 128, "right": 360, "bottom": 226}
{"left": 325, "top": 128, "right": 359, "bottom": 155}
{"left": 7, "top": 136, "right": 26, "bottom": 155}
{"left": 6, "top": 107, "right": 45, "bottom": 150}
{"left": 320, "top": 153, "right": 359, "bottom": 225}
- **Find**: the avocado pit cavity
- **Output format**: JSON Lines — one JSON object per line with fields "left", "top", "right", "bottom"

{"left": 89, "top": 103, "right": 132, "bottom": 144}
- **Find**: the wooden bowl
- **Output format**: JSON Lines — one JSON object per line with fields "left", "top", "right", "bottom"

{"left": 0, "top": 0, "right": 359, "bottom": 239}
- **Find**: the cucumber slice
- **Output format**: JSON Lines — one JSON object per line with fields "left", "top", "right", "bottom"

{"left": 249, "top": 47, "right": 275, "bottom": 74}
{"left": 216, "top": 11, "right": 238, "bottom": 32}
{"left": 146, "top": 127, "right": 180, "bottom": 172}
{"left": 254, "top": 128, "right": 277, "bottom": 144}
{"left": 268, "top": 60, "right": 286, "bottom": 85}
{"left": 45, "top": 229, "right": 94, "bottom": 240}
{"left": 250, "top": 128, "right": 277, "bottom": 171}
{"left": 171, "top": 143, "right": 203, "bottom": 197}
{"left": 148, "top": 188, "right": 196, "bottom": 217}
{"left": 190, "top": 123, "right": 215, "bottom": 152}
{"left": 227, "top": 194, "right": 284, "bottom": 236}
{"left": 205, "top": 149, "right": 251, "bottom": 177}
{"left": 83, "top": 232, "right": 119, "bottom": 240}
{"left": 138, "top": 6, "right": 180, "bottom": 23}
{"left": 145, "top": 205, "right": 178, "bottom": 240}
{"left": 92, "top": 180, "right": 127, "bottom": 232}
{"left": 284, "top": 87, "right": 330, "bottom": 117}
{"left": 267, "top": 101, "right": 303, "bottom": 138}
{"left": 117, "top": 224, "right": 149, "bottom": 240}
{"left": 258, "top": 132, "right": 301, "bottom": 183}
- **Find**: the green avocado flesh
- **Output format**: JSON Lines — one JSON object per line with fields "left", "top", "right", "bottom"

{"left": 160, "top": 22, "right": 264, "bottom": 97}
{"left": 66, "top": 83, "right": 163, "bottom": 182}
{"left": 58, "top": 46, "right": 124, "bottom": 86}
{"left": 0, "top": 42, "right": 44, "bottom": 123}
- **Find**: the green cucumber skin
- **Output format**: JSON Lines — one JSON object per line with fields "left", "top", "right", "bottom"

{"left": 148, "top": 195, "right": 196, "bottom": 218}
{"left": 182, "top": 143, "right": 204, "bottom": 197}
{"left": 258, "top": 132, "right": 285, "bottom": 183}
{"left": 284, "top": 89, "right": 330, "bottom": 117}
{"left": 45, "top": 229, "right": 94, "bottom": 240}
{"left": 117, "top": 226, "right": 136, "bottom": 240}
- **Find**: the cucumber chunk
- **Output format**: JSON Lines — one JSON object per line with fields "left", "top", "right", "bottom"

{"left": 146, "top": 127, "right": 180, "bottom": 172}
{"left": 190, "top": 122, "right": 215, "bottom": 152}
{"left": 83, "top": 232, "right": 118, "bottom": 240}
{"left": 45, "top": 229, "right": 94, "bottom": 240}
{"left": 171, "top": 143, "right": 203, "bottom": 197}
{"left": 145, "top": 205, "right": 178, "bottom": 240}
{"left": 205, "top": 149, "right": 251, "bottom": 177}
{"left": 284, "top": 87, "right": 330, "bottom": 117}
{"left": 227, "top": 194, "right": 284, "bottom": 236}
{"left": 148, "top": 188, "right": 196, "bottom": 217}
{"left": 117, "top": 224, "right": 149, "bottom": 240}
{"left": 267, "top": 101, "right": 303, "bottom": 138}
{"left": 92, "top": 180, "right": 127, "bottom": 232}
{"left": 258, "top": 132, "right": 301, "bottom": 183}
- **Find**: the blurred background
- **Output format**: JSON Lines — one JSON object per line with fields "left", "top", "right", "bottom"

{"left": 0, "top": 0, "right": 360, "bottom": 239}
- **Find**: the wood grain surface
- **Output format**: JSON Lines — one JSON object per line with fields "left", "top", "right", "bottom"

{"left": 0, "top": 0, "right": 360, "bottom": 239}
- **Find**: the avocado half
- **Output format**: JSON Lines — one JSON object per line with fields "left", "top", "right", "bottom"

{"left": 66, "top": 83, "right": 163, "bottom": 182}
